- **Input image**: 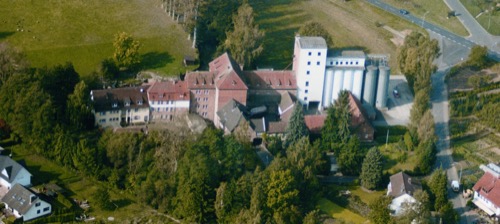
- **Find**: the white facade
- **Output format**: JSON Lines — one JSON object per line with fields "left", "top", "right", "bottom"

{"left": 94, "top": 107, "right": 150, "bottom": 128}
{"left": 293, "top": 36, "right": 328, "bottom": 108}
{"left": 18, "top": 199, "right": 51, "bottom": 221}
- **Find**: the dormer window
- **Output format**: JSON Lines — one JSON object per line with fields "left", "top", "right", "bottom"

{"left": 137, "top": 100, "right": 143, "bottom": 105}
{"left": 112, "top": 103, "right": 118, "bottom": 108}
{"left": 125, "top": 102, "right": 130, "bottom": 107}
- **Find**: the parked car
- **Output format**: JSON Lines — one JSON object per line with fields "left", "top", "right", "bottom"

{"left": 399, "top": 9, "right": 409, "bottom": 15}
{"left": 393, "top": 89, "right": 400, "bottom": 98}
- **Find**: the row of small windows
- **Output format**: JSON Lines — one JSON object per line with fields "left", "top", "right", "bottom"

{"left": 195, "top": 97, "right": 209, "bottom": 102}
{"left": 151, "top": 100, "right": 174, "bottom": 105}
{"left": 195, "top": 90, "right": 210, "bottom": 94}
{"left": 99, "top": 108, "right": 139, "bottom": 115}
{"left": 331, "top": 61, "right": 359, "bottom": 65}
{"left": 308, "top": 52, "right": 321, "bottom": 56}
{"left": 307, "top": 61, "right": 321, "bottom": 66}
{"left": 152, "top": 107, "right": 176, "bottom": 112}
{"left": 196, "top": 104, "right": 209, "bottom": 109}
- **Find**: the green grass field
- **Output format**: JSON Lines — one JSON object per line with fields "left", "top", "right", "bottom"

{"left": 460, "top": 0, "right": 500, "bottom": 35}
{"left": 382, "top": 0, "right": 469, "bottom": 36}
{"left": 317, "top": 198, "right": 367, "bottom": 224}
{"left": 0, "top": 0, "right": 196, "bottom": 77}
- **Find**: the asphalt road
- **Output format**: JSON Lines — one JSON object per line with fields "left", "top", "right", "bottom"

{"left": 365, "top": 0, "right": 500, "bottom": 61}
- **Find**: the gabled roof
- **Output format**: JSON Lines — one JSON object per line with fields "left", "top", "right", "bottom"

{"left": 216, "top": 69, "right": 248, "bottom": 90}
{"left": 389, "top": 172, "right": 422, "bottom": 198}
{"left": 91, "top": 86, "right": 150, "bottom": 112}
{"left": 473, "top": 164, "right": 500, "bottom": 207}
{"left": 244, "top": 71, "right": 296, "bottom": 90}
{"left": 0, "top": 156, "right": 31, "bottom": 184}
{"left": 216, "top": 99, "right": 248, "bottom": 132}
{"left": 279, "top": 92, "right": 295, "bottom": 116}
{"left": 185, "top": 71, "right": 217, "bottom": 89}
{"left": 209, "top": 52, "right": 242, "bottom": 75}
{"left": 147, "top": 80, "right": 189, "bottom": 102}
{"left": 1, "top": 184, "right": 45, "bottom": 215}
{"left": 305, "top": 115, "right": 327, "bottom": 134}
{"left": 250, "top": 118, "right": 266, "bottom": 133}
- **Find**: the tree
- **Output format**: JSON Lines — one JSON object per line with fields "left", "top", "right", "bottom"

{"left": 67, "top": 81, "right": 94, "bottom": 130}
{"left": 303, "top": 210, "right": 322, "bottom": 224}
{"left": 113, "top": 32, "right": 141, "bottom": 69}
{"left": 298, "top": 22, "right": 333, "bottom": 46}
{"left": 284, "top": 104, "right": 309, "bottom": 148}
{"left": 224, "top": 3, "right": 265, "bottom": 68}
{"left": 428, "top": 168, "right": 448, "bottom": 210}
{"left": 409, "top": 90, "right": 430, "bottom": 137}
{"left": 414, "top": 140, "right": 435, "bottom": 174}
{"left": 398, "top": 190, "right": 431, "bottom": 224}
{"left": 465, "top": 45, "right": 489, "bottom": 69}
{"left": 368, "top": 195, "right": 393, "bottom": 224}
{"left": 93, "top": 187, "right": 113, "bottom": 210}
{"left": 360, "top": 147, "right": 384, "bottom": 190}
{"left": 467, "top": 74, "right": 491, "bottom": 89}
{"left": 439, "top": 201, "right": 458, "bottom": 224}
{"left": 321, "top": 90, "right": 351, "bottom": 153}
{"left": 99, "top": 58, "right": 119, "bottom": 80}
{"left": 337, "top": 136, "right": 363, "bottom": 175}
{"left": 266, "top": 169, "right": 300, "bottom": 223}
{"left": 397, "top": 32, "right": 439, "bottom": 93}
{"left": 0, "top": 42, "right": 29, "bottom": 87}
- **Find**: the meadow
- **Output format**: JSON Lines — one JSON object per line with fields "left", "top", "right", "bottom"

{"left": 0, "top": 0, "right": 196, "bottom": 77}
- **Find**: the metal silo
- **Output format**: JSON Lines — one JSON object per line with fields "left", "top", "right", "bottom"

{"left": 375, "top": 66, "right": 390, "bottom": 108}
{"left": 323, "top": 69, "right": 334, "bottom": 108}
{"left": 363, "top": 65, "right": 378, "bottom": 106}
{"left": 343, "top": 69, "right": 354, "bottom": 92}
{"left": 332, "top": 69, "right": 344, "bottom": 102}
{"left": 352, "top": 69, "right": 364, "bottom": 101}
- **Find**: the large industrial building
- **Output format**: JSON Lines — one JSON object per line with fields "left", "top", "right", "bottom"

{"left": 293, "top": 36, "right": 390, "bottom": 110}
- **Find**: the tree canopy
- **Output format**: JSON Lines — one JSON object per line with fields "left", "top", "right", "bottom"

{"left": 224, "top": 3, "right": 265, "bottom": 68}
{"left": 0, "top": 42, "right": 29, "bottom": 87}
{"left": 360, "top": 147, "right": 384, "bottom": 190}
{"left": 465, "top": 45, "right": 489, "bottom": 69}
{"left": 113, "top": 32, "right": 141, "bottom": 69}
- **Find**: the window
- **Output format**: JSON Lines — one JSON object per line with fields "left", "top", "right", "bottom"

{"left": 205, "top": 90, "right": 209, "bottom": 94}
{"left": 318, "top": 52, "right": 321, "bottom": 56}
{"left": 112, "top": 103, "right": 118, "bottom": 108}
{"left": 306, "top": 71, "right": 310, "bottom": 75}
{"left": 307, "top": 61, "right": 311, "bottom": 65}
{"left": 99, "top": 111, "right": 106, "bottom": 116}
{"left": 99, "top": 119, "right": 106, "bottom": 123}
{"left": 135, "top": 108, "right": 139, "bottom": 112}
{"left": 305, "top": 90, "right": 308, "bottom": 94}
{"left": 134, "top": 116, "right": 140, "bottom": 120}
{"left": 196, "top": 90, "right": 201, "bottom": 94}
{"left": 356, "top": 61, "right": 359, "bottom": 65}
{"left": 308, "top": 52, "right": 311, "bottom": 56}
{"left": 336, "top": 61, "right": 339, "bottom": 65}
{"left": 304, "top": 97, "right": 308, "bottom": 101}
{"left": 35, "top": 202, "right": 41, "bottom": 207}
{"left": 43, "top": 207, "right": 49, "bottom": 212}
{"left": 37, "top": 210, "right": 40, "bottom": 214}
{"left": 204, "top": 98, "right": 208, "bottom": 102}
{"left": 305, "top": 81, "right": 309, "bottom": 87}
{"left": 330, "top": 61, "right": 333, "bottom": 65}
{"left": 317, "top": 61, "right": 320, "bottom": 65}
{"left": 137, "top": 100, "right": 143, "bottom": 105}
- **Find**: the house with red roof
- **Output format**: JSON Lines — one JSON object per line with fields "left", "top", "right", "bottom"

{"left": 147, "top": 80, "right": 189, "bottom": 122}
{"left": 472, "top": 163, "right": 500, "bottom": 217}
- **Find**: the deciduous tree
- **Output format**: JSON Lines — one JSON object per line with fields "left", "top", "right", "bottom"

{"left": 113, "top": 32, "right": 141, "bottom": 69}
{"left": 368, "top": 195, "right": 393, "bottom": 224}
{"left": 465, "top": 45, "right": 489, "bottom": 69}
{"left": 0, "top": 42, "right": 29, "bottom": 87}
{"left": 224, "top": 3, "right": 264, "bottom": 68}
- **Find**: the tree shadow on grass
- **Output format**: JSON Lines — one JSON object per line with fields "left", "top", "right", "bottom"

{"left": 0, "top": 31, "right": 15, "bottom": 40}
{"left": 140, "top": 51, "right": 174, "bottom": 70}
{"left": 15, "top": 162, "right": 61, "bottom": 186}
{"left": 112, "top": 198, "right": 133, "bottom": 209}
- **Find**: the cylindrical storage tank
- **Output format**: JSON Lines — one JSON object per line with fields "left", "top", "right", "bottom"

{"left": 352, "top": 69, "right": 364, "bottom": 101}
{"left": 332, "top": 69, "right": 344, "bottom": 102}
{"left": 376, "top": 66, "right": 390, "bottom": 108}
{"left": 323, "top": 69, "right": 334, "bottom": 108}
{"left": 343, "top": 69, "right": 354, "bottom": 92}
{"left": 363, "top": 65, "right": 378, "bottom": 106}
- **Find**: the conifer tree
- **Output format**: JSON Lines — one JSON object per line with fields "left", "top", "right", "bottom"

{"left": 284, "top": 104, "right": 309, "bottom": 148}
{"left": 360, "top": 147, "right": 383, "bottom": 190}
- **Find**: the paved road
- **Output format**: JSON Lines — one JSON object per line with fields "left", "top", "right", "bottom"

{"left": 365, "top": 0, "right": 500, "bottom": 61}
{"left": 443, "top": 0, "right": 500, "bottom": 53}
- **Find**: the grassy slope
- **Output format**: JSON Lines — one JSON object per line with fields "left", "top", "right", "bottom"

{"left": 382, "top": 0, "right": 469, "bottom": 36}
{"left": 252, "top": 0, "right": 427, "bottom": 73}
{"left": 0, "top": 0, "right": 196, "bottom": 76}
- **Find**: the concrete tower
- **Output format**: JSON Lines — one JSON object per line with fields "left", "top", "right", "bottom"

{"left": 293, "top": 36, "right": 327, "bottom": 110}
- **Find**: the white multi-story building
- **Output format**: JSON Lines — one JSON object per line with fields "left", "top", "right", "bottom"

{"left": 293, "top": 36, "right": 327, "bottom": 109}
{"left": 472, "top": 163, "right": 500, "bottom": 218}
{"left": 147, "top": 81, "right": 190, "bottom": 121}
{"left": 293, "top": 36, "right": 390, "bottom": 110}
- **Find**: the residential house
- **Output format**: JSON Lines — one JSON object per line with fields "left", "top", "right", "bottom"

{"left": 147, "top": 80, "right": 189, "bottom": 122}
{"left": 472, "top": 163, "right": 500, "bottom": 217}
{"left": 387, "top": 172, "right": 422, "bottom": 216}
{"left": 1, "top": 184, "right": 51, "bottom": 221}
{"left": 0, "top": 156, "right": 32, "bottom": 190}
{"left": 91, "top": 86, "right": 150, "bottom": 128}
{"left": 347, "top": 91, "right": 375, "bottom": 142}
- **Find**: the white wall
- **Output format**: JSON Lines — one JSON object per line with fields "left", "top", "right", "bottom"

{"left": 13, "top": 169, "right": 31, "bottom": 187}
{"left": 390, "top": 194, "right": 416, "bottom": 216}
{"left": 23, "top": 199, "right": 51, "bottom": 221}
{"left": 294, "top": 39, "right": 327, "bottom": 107}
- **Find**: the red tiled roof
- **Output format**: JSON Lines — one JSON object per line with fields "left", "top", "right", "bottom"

{"left": 305, "top": 115, "right": 327, "bottom": 134}
{"left": 268, "top": 121, "right": 287, "bottom": 134}
{"left": 347, "top": 91, "right": 375, "bottom": 141}
{"left": 185, "top": 71, "right": 216, "bottom": 89}
{"left": 147, "top": 80, "right": 189, "bottom": 101}
{"left": 209, "top": 52, "right": 241, "bottom": 74}
{"left": 216, "top": 70, "right": 248, "bottom": 90}
{"left": 473, "top": 172, "right": 500, "bottom": 207}
{"left": 244, "top": 71, "right": 296, "bottom": 90}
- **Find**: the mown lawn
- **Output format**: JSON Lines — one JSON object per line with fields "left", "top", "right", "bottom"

{"left": 382, "top": 0, "right": 469, "bottom": 36}
{"left": 329, "top": 184, "right": 385, "bottom": 205}
{"left": 317, "top": 198, "right": 367, "bottom": 224}
{"left": 0, "top": 0, "right": 196, "bottom": 77}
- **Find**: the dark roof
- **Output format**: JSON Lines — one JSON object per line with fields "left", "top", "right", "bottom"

{"left": 250, "top": 118, "right": 266, "bottom": 133}
{"left": 389, "top": 172, "right": 422, "bottom": 198}
{"left": 147, "top": 80, "right": 189, "bottom": 102}
{"left": 0, "top": 156, "right": 31, "bottom": 184}
{"left": 279, "top": 92, "right": 295, "bottom": 115}
{"left": 91, "top": 86, "right": 150, "bottom": 112}
{"left": 473, "top": 171, "right": 500, "bottom": 207}
{"left": 216, "top": 99, "right": 247, "bottom": 132}
{"left": 1, "top": 184, "right": 46, "bottom": 215}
